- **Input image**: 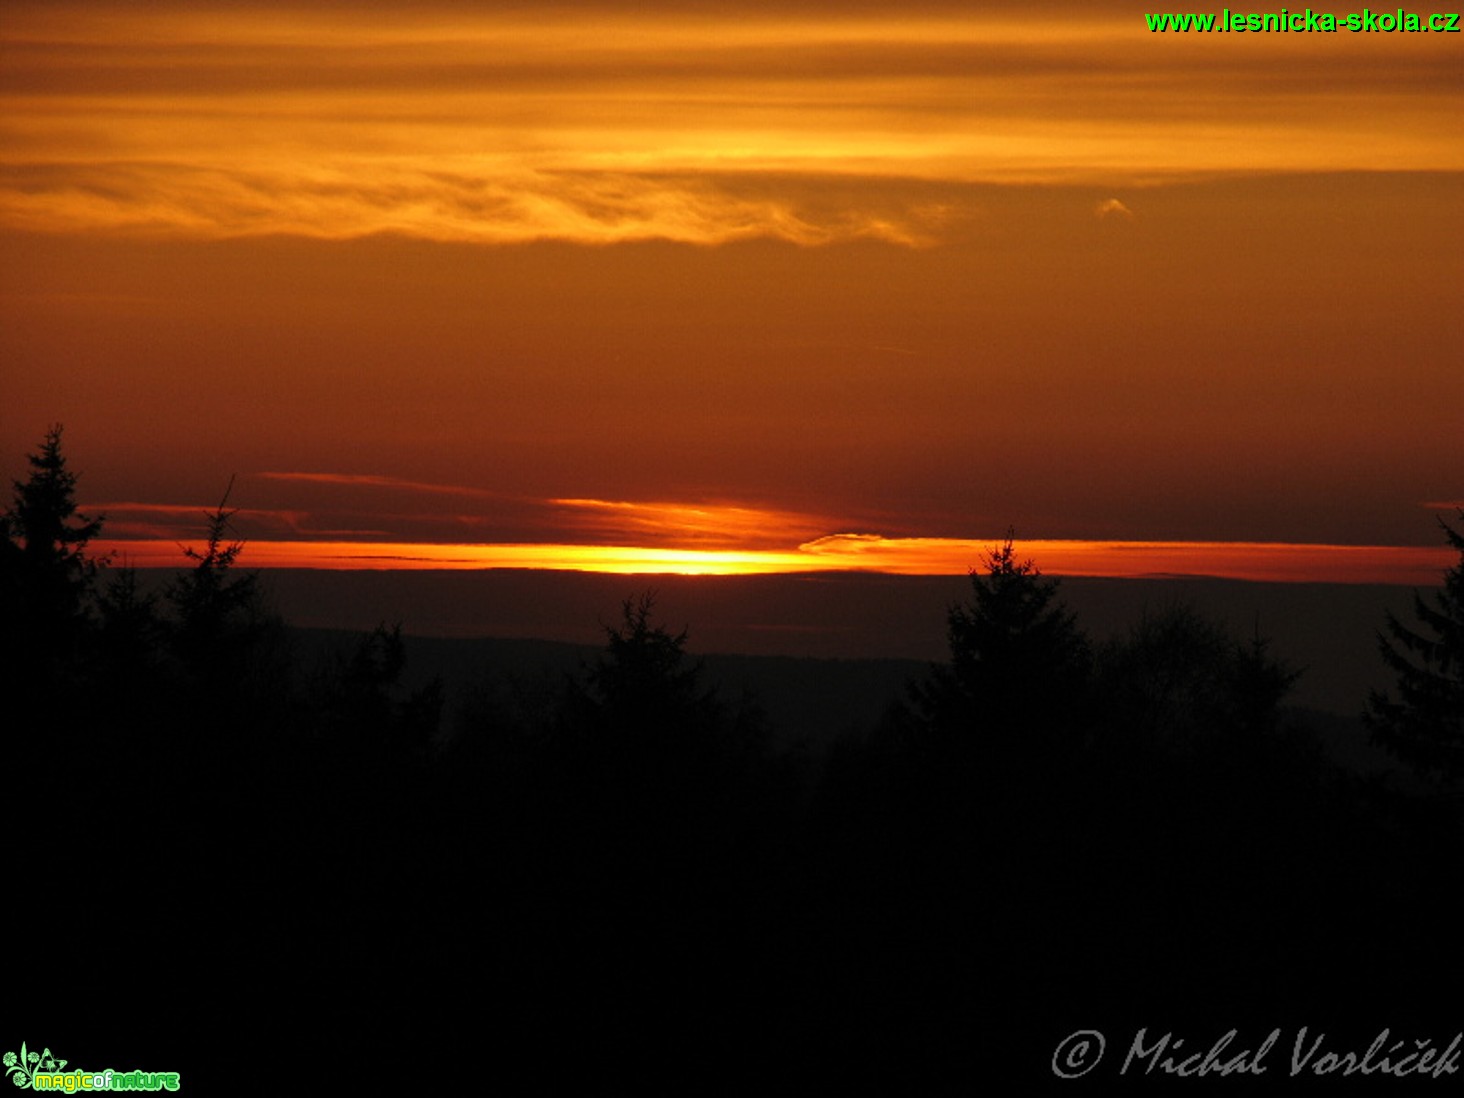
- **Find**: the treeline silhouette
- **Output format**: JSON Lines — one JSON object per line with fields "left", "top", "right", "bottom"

{"left": 5, "top": 427, "right": 1462, "bottom": 1088}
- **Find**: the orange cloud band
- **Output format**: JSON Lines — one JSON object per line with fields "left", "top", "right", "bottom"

{"left": 5, "top": 6, "right": 1461, "bottom": 245}
{"left": 92, "top": 535, "right": 1454, "bottom": 584}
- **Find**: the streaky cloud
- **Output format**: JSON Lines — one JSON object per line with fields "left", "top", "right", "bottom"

{"left": 4, "top": 5, "right": 1460, "bottom": 245}
{"left": 256, "top": 470, "right": 511, "bottom": 499}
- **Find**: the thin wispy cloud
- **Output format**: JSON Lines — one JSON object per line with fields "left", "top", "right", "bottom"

{"left": 121, "top": 477, "right": 845, "bottom": 550}
{"left": 551, "top": 497, "right": 837, "bottom": 548}
{"left": 91, "top": 500, "right": 392, "bottom": 540}
{"left": 798, "top": 534, "right": 1459, "bottom": 583}
{"left": 255, "top": 471, "right": 511, "bottom": 500}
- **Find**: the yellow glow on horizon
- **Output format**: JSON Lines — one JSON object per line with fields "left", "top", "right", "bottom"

{"left": 96, "top": 539, "right": 816, "bottom": 576}
{"left": 91, "top": 536, "right": 1455, "bottom": 585}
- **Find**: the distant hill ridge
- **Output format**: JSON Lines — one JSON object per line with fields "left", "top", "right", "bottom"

{"left": 287, "top": 624, "right": 1403, "bottom": 782}
{"left": 250, "top": 568, "right": 1428, "bottom": 717}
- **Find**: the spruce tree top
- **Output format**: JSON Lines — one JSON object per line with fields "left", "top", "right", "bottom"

{"left": 1366, "top": 509, "right": 1464, "bottom": 782}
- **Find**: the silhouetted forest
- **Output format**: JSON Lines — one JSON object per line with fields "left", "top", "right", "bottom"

{"left": 6, "top": 427, "right": 1462, "bottom": 1089}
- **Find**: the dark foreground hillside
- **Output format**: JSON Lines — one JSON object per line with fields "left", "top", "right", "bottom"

{"left": 7, "top": 435, "right": 1462, "bottom": 1090}
{"left": 294, "top": 627, "right": 923, "bottom": 753}
{"left": 11, "top": 585, "right": 1462, "bottom": 1092}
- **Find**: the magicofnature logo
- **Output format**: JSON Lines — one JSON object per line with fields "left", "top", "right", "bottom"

{"left": 4, "top": 1042, "right": 180, "bottom": 1093}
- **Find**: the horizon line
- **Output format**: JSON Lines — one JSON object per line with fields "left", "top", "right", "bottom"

{"left": 89, "top": 536, "right": 1455, "bottom": 585}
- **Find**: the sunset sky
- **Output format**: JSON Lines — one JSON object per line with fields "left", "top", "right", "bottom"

{"left": 3, "top": 1, "right": 1460, "bottom": 581}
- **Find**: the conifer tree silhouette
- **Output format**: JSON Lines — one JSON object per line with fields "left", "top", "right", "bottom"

{"left": 588, "top": 593, "right": 719, "bottom": 742}
{"left": 1, "top": 425, "right": 105, "bottom": 692}
{"left": 915, "top": 535, "right": 1089, "bottom": 754}
{"left": 168, "top": 477, "right": 253, "bottom": 644}
{"left": 1096, "top": 602, "right": 1299, "bottom": 747}
{"left": 165, "top": 477, "right": 289, "bottom": 718}
{"left": 1366, "top": 509, "right": 1464, "bottom": 781}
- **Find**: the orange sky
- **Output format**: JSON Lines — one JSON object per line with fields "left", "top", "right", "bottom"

{"left": 2, "top": 2, "right": 1461, "bottom": 579}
